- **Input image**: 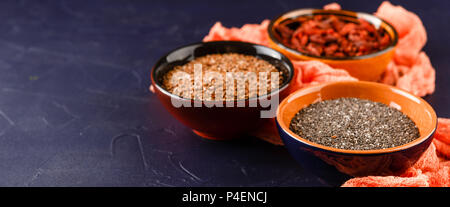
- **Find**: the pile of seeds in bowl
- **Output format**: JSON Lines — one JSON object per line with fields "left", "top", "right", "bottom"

{"left": 289, "top": 97, "right": 420, "bottom": 150}
{"left": 162, "top": 53, "right": 283, "bottom": 100}
{"left": 274, "top": 14, "right": 391, "bottom": 57}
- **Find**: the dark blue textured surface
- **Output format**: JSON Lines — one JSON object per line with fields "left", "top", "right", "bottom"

{"left": 0, "top": 0, "right": 448, "bottom": 186}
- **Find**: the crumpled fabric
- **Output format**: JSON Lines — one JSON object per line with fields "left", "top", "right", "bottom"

{"left": 290, "top": 61, "right": 357, "bottom": 91}
{"left": 203, "top": 1, "right": 446, "bottom": 187}
{"left": 204, "top": 20, "right": 271, "bottom": 46}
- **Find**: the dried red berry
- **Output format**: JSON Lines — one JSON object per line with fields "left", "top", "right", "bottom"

{"left": 274, "top": 14, "right": 391, "bottom": 57}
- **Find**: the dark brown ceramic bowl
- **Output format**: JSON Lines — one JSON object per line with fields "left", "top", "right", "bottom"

{"left": 151, "top": 41, "right": 294, "bottom": 140}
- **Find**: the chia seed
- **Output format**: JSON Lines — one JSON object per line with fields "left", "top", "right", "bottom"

{"left": 289, "top": 97, "right": 420, "bottom": 150}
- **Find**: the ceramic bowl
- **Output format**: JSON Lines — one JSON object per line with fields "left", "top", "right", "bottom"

{"left": 276, "top": 81, "right": 437, "bottom": 185}
{"left": 151, "top": 41, "right": 294, "bottom": 140}
{"left": 268, "top": 9, "right": 398, "bottom": 81}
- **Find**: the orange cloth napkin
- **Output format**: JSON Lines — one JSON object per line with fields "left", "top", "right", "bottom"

{"left": 342, "top": 118, "right": 450, "bottom": 187}
{"left": 203, "top": 1, "right": 449, "bottom": 186}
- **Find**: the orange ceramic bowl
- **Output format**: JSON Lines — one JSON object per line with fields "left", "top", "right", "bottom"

{"left": 268, "top": 9, "right": 398, "bottom": 81}
{"left": 276, "top": 81, "right": 436, "bottom": 185}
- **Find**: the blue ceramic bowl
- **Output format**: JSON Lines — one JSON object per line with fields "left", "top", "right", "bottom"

{"left": 275, "top": 81, "right": 437, "bottom": 186}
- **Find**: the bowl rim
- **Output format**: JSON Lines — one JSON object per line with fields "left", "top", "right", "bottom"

{"left": 268, "top": 8, "right": 399, "bottom": 61}
{"left": 151, "top": 40, "right": 294, "bottom": 103}
{"left": 276, "top": 81, "right": 437, "bottom": 155}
